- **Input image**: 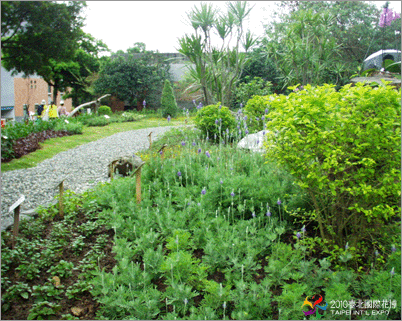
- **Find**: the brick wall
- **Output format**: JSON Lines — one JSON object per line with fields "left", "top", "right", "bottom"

{"left": 14, "top": 77, "right": 73, "bottom": 117}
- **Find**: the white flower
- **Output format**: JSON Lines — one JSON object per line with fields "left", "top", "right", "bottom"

{"left": 64, "top": 119, "right": 69, "bottom": 124}
{"left": 104, "top": 115, "right": 110, "bottom": 119}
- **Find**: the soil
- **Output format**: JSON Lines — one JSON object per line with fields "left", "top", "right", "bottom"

{"left": 2, "top": 130, "right": 74, "bottom": 162}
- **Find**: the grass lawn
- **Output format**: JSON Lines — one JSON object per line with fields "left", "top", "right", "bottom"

{"left": 1, "top": 116, "right": 191, "bottom": 173}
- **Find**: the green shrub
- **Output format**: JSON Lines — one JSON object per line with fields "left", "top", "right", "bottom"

{"left": 264, "top": 82, "right": 401, "bottom": 249}
{"left": 81, "top": 116, "right": 110, "bottom": 127}
{"left": 161, "top": 79, "right": 179, "bottom": 118}
{"left": 54, "top": 121, "right": 83, "bottom": 134}
{"left": 244, "top": 95, "right": 273, "bottom": 132}
{"left": 194, "top": 103, "right": 236, "bottom": 142}
{"left": 234, "top": 76, "right": 272, "bottom": 108}
{"left": 98, "top": 105, "right": 112, "bottom": 116}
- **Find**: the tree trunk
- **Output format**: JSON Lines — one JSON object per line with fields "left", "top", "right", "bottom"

{"left": 67, "top": 94, "right": 110, "bottom": 117}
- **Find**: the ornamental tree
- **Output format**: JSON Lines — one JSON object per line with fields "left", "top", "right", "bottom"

{"left": 160, "top": 79, "right": 179, "bottom": 118}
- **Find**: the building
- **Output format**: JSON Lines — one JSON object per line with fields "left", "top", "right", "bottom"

{"left": 1, "top": 66, "right": 73, "bottom": 123}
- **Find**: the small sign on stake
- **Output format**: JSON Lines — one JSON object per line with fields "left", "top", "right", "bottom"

{"left": 9, "top": 195, "right": 25, "bottom": 249}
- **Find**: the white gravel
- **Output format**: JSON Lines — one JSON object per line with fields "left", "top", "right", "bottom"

{"left": 1, "top": 126, "right": 181, "bottom": 230}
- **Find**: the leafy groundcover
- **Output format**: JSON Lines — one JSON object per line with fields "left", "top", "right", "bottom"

{"left": 1, "top": 127, "right": 400, "bottom": 320}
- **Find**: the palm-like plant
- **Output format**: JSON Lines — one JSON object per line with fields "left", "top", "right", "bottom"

{"left": 177, "top": 1, "right": 256, "bottom": 107}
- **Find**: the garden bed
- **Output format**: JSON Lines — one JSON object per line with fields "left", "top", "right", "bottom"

{"left": 2, "top": 130, "right": 74, "bottom": 162}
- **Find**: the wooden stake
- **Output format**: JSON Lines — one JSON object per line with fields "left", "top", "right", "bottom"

{"left": 148, "top": 132, "right": 153, "bottom": 149}
{"left": 158, "top": 144, "right": 167, "bottom": 160}
{"left": 58, "top": 180, "right": 64, "bottom": 219}
{"left": 9, "top": 195, "right": 25, "bottom": 249}
{"left": 133, "top": 163, "right": 145, "bottom": 204}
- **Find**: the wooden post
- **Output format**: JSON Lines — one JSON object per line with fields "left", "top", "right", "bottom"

{"left": 110, "top": 161, "right": 116, "bottom": 180}
{"left": 9, "top": 195, "right": 25, "bottom": 249}
{"left": 134, "top": 163, "right": 145, "bottom": 204}
{"left": 158, "top": 144, "right": 168, "bottom": 160}
{"left": 58, "top": 180, "right": 64, "bottom": 219}
{"left": 148, "top": 132, "right": 153, "bottom": 149}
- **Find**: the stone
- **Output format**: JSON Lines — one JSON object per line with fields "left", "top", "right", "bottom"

{"left": 237, "top": 130, "right": 268, "bottom": 153}
{"left": 71, "top": 307, "right": 85, "bottom": 317}
{"left": 108, "top": 155, "right": 145, "bottom": 177}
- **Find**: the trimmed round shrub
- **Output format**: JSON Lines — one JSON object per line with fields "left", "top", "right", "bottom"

{"left": 98, "top": 105, "right": 112, "bottom": 116}
{"left": 244, "top": 95, "right": 274, "bottom": 132}
{"left": 264, "top": 82, "right": 401, "bottom": 249}
{"left": 161, "top": 79, "right": 179, "bottom": 118}
{"left": 194, "top": 102, "right": 236, "bottom": 142}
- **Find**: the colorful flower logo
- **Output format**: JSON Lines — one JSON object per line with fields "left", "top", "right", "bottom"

{"left": 302, "top": 294, "right": 328, "bottom": 317}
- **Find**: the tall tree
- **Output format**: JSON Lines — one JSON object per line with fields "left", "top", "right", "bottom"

{"left": 59, "top": 32, "right": 109, "bottom": 106}
{"left": 93, "top": 46, "right": 170, "bottom": 110}
{"left": 178, "top": 1, "right": 256, "bottom": 107}
{"left": 1, "top": 1, "right": 85, "bottom": 76}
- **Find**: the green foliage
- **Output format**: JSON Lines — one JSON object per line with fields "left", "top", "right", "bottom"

{"left": 1, "top": 1, "right": 85, "bottom": 75}
{"left": 178, "top": 2, "right": 256, "bottom": 106}
{"left": 97, "top": 105, "right": 112, "bottom": 116}
{"left": 264, "top": 82, "right": 401, "bottom": 249}
{"left": 265, "top": 9, "right": 346, "bottom": 88}
{"left": 161, "top": 79, "right": 179, "bottom": 118}
{"left": 54, "top": 121, "right": 83, "bottom": 134}
{"left": 233, "top": 76, "right": 273, "bottom": 107}
{"left": 243, "top": 94, "right": 272, "bottom": 132}
{"left": 194, "top": 102, "right": 236, "bottom": 142}
{"left": 80, "top": 116, "right": 110, "bottom": 127}
{"left": 94, "top": 48, "right": 170, "bottom": 109}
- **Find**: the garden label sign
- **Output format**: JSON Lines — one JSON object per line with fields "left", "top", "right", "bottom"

{"left": 9, "top": 195, "right": 25, "bottom": 248}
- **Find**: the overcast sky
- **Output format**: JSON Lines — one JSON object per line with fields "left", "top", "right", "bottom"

{"left": 81, "top": 1, "right": 401, "bottom": 54}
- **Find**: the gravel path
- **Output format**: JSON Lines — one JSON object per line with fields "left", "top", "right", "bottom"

{"left": 1, "top": 126, "right": 181, "bottom": 230}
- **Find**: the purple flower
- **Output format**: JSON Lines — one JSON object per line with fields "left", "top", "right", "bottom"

{"left": 205, "top": 151, "right": 211, "bottom": 158}
{"left": 301, "top": 226, "right": 306, "bottom": 233}
{"left": 192, "top": 99, "right": 196, "bottom": 106}
{"left": 192, "top": 141, "right": 196, "bottom": 146}
{"left": 201, "top": 188, "right": 206, "bottom": 195}
{"left": 261, "top": 116, "right": 265, "bottom": 120}
{"left": 266, "top": 211, "right": 271, "bottom": 217}
{"left": 197, "top": 102, "right": 203, "bottom": 109}
{"left": 245, "top": 130, "right": 249, "bottom": 134}
{"left": 159, "top": 150, "right": 163, "bottom": 155}
{"left": 265, "top": 108, "right": 268, "bottom": 114}
{"left": 391, "top": 245, "right": 396, "bottom": 252}
{"left": 197, "top": 202, "right": 201, "bottom": 206}
{"left": 181, "top": 141, "right": 186, "bottom": 146}
{"left": 177, "top": 171, "right": 182, "bottom": 177}
{"left": 252, "top": 212, "right": 256, "bottom": 218}
{"left": 230, "top": 191, "right": 235, "bottom": 197}
{"left": 198, "top": 148, "right": 202, "bottom": 154}
{"left": 345, "top": 242, "right": 349, "bottom": 250}
{"left": 244, "top": 116, "right": 248, "bottom": 121}
{"left": 240, "top": 103, "right": 243, "bottom": 108}
{"left": 256, "top": 117, "right": 259, "bottom": 121}
{"left": 296, "top": 232, "right": 301, "bottom": 240}
{"left": 220, "top": 179, "right": 223, "bottom": 184}
{"left": 215, "top": 119, "right": 219, "bottom": 125}
{"left": 219, "top": 105, "right": 222, "bottom": 109}
{"left": 143, "top": 100, "right": 146, "bottom": 107}
{"left": 277, "top": 199, "right": 281, "bottom": 205}
{"left": 391, "top": 267, "right": 395, "bottom": 276}
{"left": 167, "top": 115, "right": 171, "bottom": 122}
{"left": 379, "top": 7, "right": 400, "bottom": 27}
